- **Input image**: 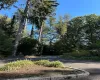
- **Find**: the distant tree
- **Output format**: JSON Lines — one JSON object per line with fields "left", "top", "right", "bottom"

{"left": 55, "top": 15, "right": 68, "bottom": 39}
{"left": 42, "top": 16, "right": 57, "bottom": 45}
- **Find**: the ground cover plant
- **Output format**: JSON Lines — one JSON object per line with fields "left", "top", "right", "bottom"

{"left": 0, "top": 60, "right": 81, "bottom": 79}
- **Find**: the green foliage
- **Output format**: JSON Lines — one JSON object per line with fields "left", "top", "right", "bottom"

{"left": 63, "top": 49, "right": 90, "bottom": 58}
{"left": 29, "top": 0, "right": 58, "bottom": 29}
{"left": 0, "top": 15, "right": 18, "bottom": 37}
{"left": 17, "top": 37, "right": 39, "bottom": 56}
{"left": 88, "top": 40, "right": 100, "bottom": 49}
{"left": 0, "top": 29, "right": 13, "bottom": 56}
{"left": 53, "top": 14, "right": 100, "bottom": 57}
{"left": 0, "top": 60, "right": 33, "bottom": 71}
{"left": 42, "top": 16, "right": 58, "bottom": 44}
{"left": 48, "top": 61, "right": 64, "bottom": 68}
{"left": 55, "top": 16, "right": 67, "bottom": 36}
{"left": 0, "top": 0, "right": 17, "bottom": 10}
{"left": 34, "top": 60, "right": 50, "bottom": 66}
{"left": 84, "top": 14, "right": 98, "bottom": 44}
{"left": 71, "top": 49, "right": 90, "bottom": 57}
{"left": 53, "top": 38, "right": 73, "bottom": 55}
{"left": 34, "top": 60, "right": 64, "bottom": 68}
{"left": 0, "top": 15, "right": 19, "bottom": 56}
{"left": 53, "top": 40, "right": 64, "bottom": 55}
{"left": 0, "top": 60, "right": 64, "bottom": 71}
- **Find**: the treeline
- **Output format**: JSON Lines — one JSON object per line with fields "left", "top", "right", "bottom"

{"left": 56, "top": 14, "right": 100, "bottom": 58}
{"left": 1, "top": 14, "right": 100, "bottom": 57}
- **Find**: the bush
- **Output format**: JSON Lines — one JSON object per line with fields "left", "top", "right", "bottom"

{"left": 64, "top": 49, "right": 90, "bottom": 58}
{"left": 0, "top": 60, "right": 34, "bottom": 71}
{"left": 34, "top": 60, "right": 64, "bottom": 68}
{"left": 72, "top": 49, "right": 90, "bottom": 57}
{"left": 89, "top": 50, "right": 100, "bottom": 56}
{"left": 17, "top": 37, "right": 39, "bottom": 56}
{"left": 0, "top": 60, "right": 65, "bottom": 72}
{"left": 53, "top": 40, "right": 73, "bottom": 55}
{"left": 42, "top": 45, "right": 56, "bottom": 55}
{"left": 34, "top": 60, "right": 50, "bottom": 66}
{"left": 87, "top": 41, "right": 100, "bottom": 56}
{"left": 48, "top": 61, "right": 64, "bottom": 68}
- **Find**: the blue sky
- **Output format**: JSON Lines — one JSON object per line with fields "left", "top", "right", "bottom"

{"left": 0, "top": 0, "right": 100, "bottom": 18}
{"left": 56, "top": 0, "right": 100, "bottom": 18}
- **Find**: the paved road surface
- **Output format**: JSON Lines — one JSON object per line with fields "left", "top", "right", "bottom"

{"left": 0, "top": 56, "right": 100, "bottom": 80}
{"left": 63, "top": 61, "right": 100, "bottom": 80}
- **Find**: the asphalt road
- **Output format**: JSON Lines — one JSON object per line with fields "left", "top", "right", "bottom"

{"left": 63, "top": 60, "right": 100, "bottom": 80}
{"left": 0, "top": 56, "right": 100, "bottom": 80}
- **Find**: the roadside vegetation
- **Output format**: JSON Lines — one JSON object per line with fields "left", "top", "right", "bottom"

{"left": 0, "top": 60, "right": 64, "bottom": 71}
{"left": 0, "top": 60, "right": 78, "bottom": 78}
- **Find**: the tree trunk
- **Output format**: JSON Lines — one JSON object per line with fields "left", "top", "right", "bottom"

{"left": 30, "top": 25, "right": 34, "bottom": 38}
{"left": 13, "top": 0, "right": 30, "bottom": 56}
{"left": 38, "top": 25, "right": 43, "bottom": 43}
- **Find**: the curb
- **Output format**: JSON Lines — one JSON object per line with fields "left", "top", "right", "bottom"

{"left": 5, "top": 68, "right": 89, "bottom": 80}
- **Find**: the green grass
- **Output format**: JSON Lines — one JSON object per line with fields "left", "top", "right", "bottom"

{"left": 0, "top": 60, "right": 65, "bottom": 71}
{"left": 0, "top": 60, "right": 34, "bottom": 71}
{"left": 34, "top": 60, "right": 64, "bottom": 68}
{"left": 47, "top": 61, "right": 64, "bottom": 68}
{"left": 34, "top": 60, "right": 50, "bottom": 66}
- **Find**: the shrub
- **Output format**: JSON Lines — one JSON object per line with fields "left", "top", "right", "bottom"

{"left": 17, "top": 37, "right": 39, "bottom": 56}
{"left": 53, "top": 40, "right": 73, "bottom": 55}
{"left": 34, "top": 60, "right": 64, "bottom": 68}
{"left": 34, "top": 60, "right": 50, "bottom": 66}
{"left": 87, "top": 41, "right": 100, "bottom": 56}
{"left": 64, "top": 49, "right": 90, "bottom": 58}
{"left": 0, "top": 60, "right": 33, "bottom": 71}
{"left": 0, "top": 60, "right": 65, "bottom": 71}
{"left": 72, "top": 49, "right": 90, "bottom": 57}
{"left": 48, "top": 61, "right": 64, "bottom": 68}
{"left": 42, "top": 45, "right": 56, "bottom": 55}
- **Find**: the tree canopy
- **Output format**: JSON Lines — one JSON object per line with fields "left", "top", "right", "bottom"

{"left": 0, "top": 0, "right": 17, "bottom": 10}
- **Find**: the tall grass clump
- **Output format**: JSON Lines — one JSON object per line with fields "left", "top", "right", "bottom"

{"left": 34, "top": 60, "right": 64, "bottom": 68}
{"left": 0, "top": 60, "right": 33, "bottom": 71}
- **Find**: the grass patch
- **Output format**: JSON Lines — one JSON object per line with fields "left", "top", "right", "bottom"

{"left": 34, "top": 60, "right": 50, "bottom": 67}
{"left": 34, "top": 60, "right": 64, "bottom": 68}
{"left": 47, "top": 61, "right": 64, "bottom": 68}
{"left": 0, "top": 60, "right": 33, "bottom": 71}
{"left": 0, "top": 60, "right": 64, "bottom": 72}
{"left": 0, "top": 60, "right": 77, "bottom": 79}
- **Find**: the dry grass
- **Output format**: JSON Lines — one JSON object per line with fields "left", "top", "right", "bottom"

{"left": 0, "top": 60, "right": 77, "bottom": 79}
{"left": 0, "top": 65, "right": 73, "bottom": 78}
